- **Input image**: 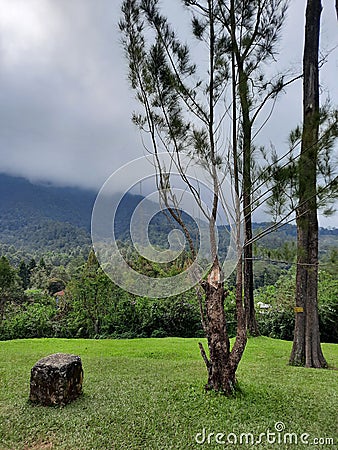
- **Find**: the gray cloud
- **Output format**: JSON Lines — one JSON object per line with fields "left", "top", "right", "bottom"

{"left": 0, "top": 0, "right": 337, "bottom": 225}
{"left": 0, "top": 0, "right": 140, "bottom": 189}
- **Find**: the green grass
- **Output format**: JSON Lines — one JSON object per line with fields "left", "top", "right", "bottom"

{"left": 0, "top": 337, "right": 337, "bottom": 449}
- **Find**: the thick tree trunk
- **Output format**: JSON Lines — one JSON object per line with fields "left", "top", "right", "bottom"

{"left": 201, "top": 280, "right": 233, "bottom": 393}
{"left": 199, "top": 260, "right": 247, "bottom": 396}
{"left": 305, "top": 214, "right": 326, "bottom": 367}
{"left": 289, "top": 0, "right": 327, "bottom": 368}
{"left": 291, "top": 210, "right": 326, "bottom": 366}
{"left": 290, "top": 216, "right": 307, "bottom": 365}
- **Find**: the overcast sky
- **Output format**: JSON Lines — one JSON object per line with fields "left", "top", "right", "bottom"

{"left": 0, "top": 0, "right": 337, "bottom": 225}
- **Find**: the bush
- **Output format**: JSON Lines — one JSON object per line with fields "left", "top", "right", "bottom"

{"left": 0, "top": 302, "right": 56, "bottom": 340}
{"left": 137, "top": 294, "right": 202, "bottom": 338}
{"left": 317, "top": 271, "right": 338, "bottom": 343}
{"left": 151, "top": 328, "right": 167, "bottom": 338}
{"left": 255, "top": 269, "right": 338, "bottom": 343}
{"left": 256, "top": 307, "right": 295, "bottom": 340}
{"left": 318, "top": 300, "right": 338, "bottom": 343}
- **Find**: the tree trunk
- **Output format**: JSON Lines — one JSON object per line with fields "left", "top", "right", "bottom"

{"left": 243, "top": 215, "right": 259, "bottom": 336}
{"left": 201, "top": 280, "right": 232, "bottom": 393}
{"left": 0, "top": 297, "right": 5, "bottom": 323}
{"left": 289, "top": 0, "right": 327, "bottom": 368}
{"left": 290, "top": 215, "right": 307, "bottom": 365}
{"left": 199, "top": 259, "right": 247, "bottom": 396}
{"left": 229, "top": 255, "right": 247, "bottom": 373}
{"left": 305, "top": 212, "right": 326, "bottom": 367}
{"left": 238, "top": 62, "right": 259, "bottom": 337}
{"left": 94, "top": 318, "right": 100, "bottom": 335}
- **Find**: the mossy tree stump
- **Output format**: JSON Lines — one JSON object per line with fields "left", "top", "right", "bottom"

{"left": 29, "top": 353, "right": 83, "bottom": 406}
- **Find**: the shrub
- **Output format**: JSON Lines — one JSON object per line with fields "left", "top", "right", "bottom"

{"left": 255, "top": 269, "right": 338, "bottom": 343}
{"left": 139, "top": 295, "right": 202, "bottom": 338}
{"left": 0, "top": 302, "right": 56, "bottom": 340}
{"left": 151, "top": 328, "right": 167, "bottom": 338}
{"left": 256, "top": 307, "right": 295, "bottom": 340}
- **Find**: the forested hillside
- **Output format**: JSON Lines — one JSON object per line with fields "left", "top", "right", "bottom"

{"left": 1, "top": 173, "right": 338, "bottom": 261}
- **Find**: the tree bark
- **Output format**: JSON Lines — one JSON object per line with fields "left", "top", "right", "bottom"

{"left": 202, "top": 279, "right": 232, "bottom": 392}
{"left": 237, "top": 62, "right": 259, "bottom": 337}
{"left": 0, "top": 297, "right": 5, "bottom": 323}
{"left": 289, "top": 0, "right": 327, "bottom": 368}
{"left": 199, "top": 260, "right": 247, "bottom": 395}
{"left": 243, "top": 210, "right": 258, "bottom": 336}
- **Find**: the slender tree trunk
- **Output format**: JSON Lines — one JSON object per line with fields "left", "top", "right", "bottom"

{"left": 230, "top": 255, "right": 247, "bottom": 369}
{"left": 94, "top": 318, "right": 100, "bottom": 335}
{"left": 196, "top": 39, "right": 246, "bottom": 396}
{"left": 0, "top": 297, "right": 5, "bottom": 323}
{"left": 243, "top": 208, "right": 258, "bottom": 335}
{"left": 238, "top": 63, "right": 259, "bottom": 337}
{"left": 290, "top": 0, "right": 327, "bottom": 368}
{"left": 198, "top": 29, "right": 249, "bottom": 395}
{"left": 228, "top": 0, "right": 259, "bottom": 337}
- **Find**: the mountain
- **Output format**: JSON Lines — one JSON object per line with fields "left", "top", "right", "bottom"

{"left": 0, "top": 173, "right": 96, "bottom": 229}
{"left": 0, "top": 173, "right": 337, "bottom": 261}
{"left": 0, "top": 173, "right": 196, "bottom": 258}
{"left": 0, "top": 173, "right": 95, "bottom": 255}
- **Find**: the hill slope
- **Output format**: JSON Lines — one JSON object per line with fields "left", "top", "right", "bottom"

{"left": 0, "top": 173, "right": 199, "bottom": 255}
{"left": 0, "top": 173, "right": 337, "bottom": 259}
{"left": 0, "top": 173, "right": 95, "bottom": 254}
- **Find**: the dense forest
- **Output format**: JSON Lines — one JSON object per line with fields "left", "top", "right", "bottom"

{"left": 0, "top": 248, "right": 337, "bottom": 343}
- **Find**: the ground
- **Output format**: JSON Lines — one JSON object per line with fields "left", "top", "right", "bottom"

{"left": 0, "top": 337, "right": 337, "bottom": 449}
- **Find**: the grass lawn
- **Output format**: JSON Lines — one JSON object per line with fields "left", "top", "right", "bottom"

{"left": 0, "top": 336, "right": 337, "bottom": 449}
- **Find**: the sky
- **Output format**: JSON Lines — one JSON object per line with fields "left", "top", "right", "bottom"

{"left": 0, "top": 0, "right": 337, "bottom": 225}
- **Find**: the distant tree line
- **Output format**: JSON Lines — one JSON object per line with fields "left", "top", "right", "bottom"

{"left": 1, "top": 249, "right": 337, "bottom": 343}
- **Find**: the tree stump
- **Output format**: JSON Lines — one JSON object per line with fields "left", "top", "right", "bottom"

{"left": 29, "top": 353, "right": 83, "bottom": 406}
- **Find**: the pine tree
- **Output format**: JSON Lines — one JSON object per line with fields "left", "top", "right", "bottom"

{"left": 120, "top": 0, "right": 288, "bottom": 393}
